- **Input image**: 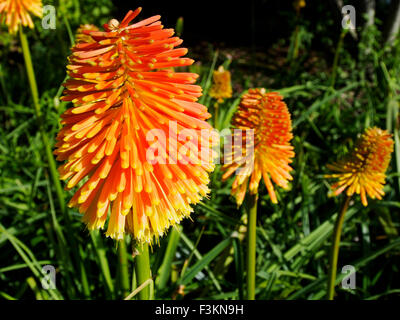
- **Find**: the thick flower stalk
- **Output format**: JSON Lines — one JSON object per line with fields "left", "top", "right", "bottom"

{"left": 209, "top": 65, "right": 232, "bottom": 103}
{"left": 326, "top": 127, "right": 394, "bottom": 206}
{"left": 54, "top": 8, "right": 215, "bottom": 244}
{"left": 0, "top": 0, "right": 42, "bottom": 33}
{"left": 222, "top": 88, "right": 295, "bottom": 206}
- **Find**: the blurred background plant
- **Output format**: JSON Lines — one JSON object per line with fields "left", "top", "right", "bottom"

{"left": 0, "top": 0, "right": 400, "bottom": 300}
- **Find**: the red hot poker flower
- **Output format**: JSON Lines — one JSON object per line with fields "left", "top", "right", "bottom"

{"left": 54, "top": 8, "right": 215, "bottom": 243}
{"left": 326, "top": 127, "right": 394, "bottom": 206}
{"left": 222, "top": 88, "right": 295, "bottom": 206}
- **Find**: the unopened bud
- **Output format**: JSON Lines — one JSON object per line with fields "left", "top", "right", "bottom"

{"left": 108, "top": 19, "right": 120, "bottom": 30}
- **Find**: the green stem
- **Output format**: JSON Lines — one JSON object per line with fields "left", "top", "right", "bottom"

{"left": 214, "top": 103, "right": 219, "bottom": 130}
{"left": 157, "top": 226, "right": 181, "bottom": 290}
{"left": 327, "top": 195, "right": 351, "bottom": 300}
{"left": 0, "top": 64, "right": 11, "bottom": 104}
{"left": 246, "top": 193, "right": 258, "bottom": 300}
{"left": 90, "top": 231, "right": 114, "bottom": 298}
{"left": 199, "top": 50, "right": 218, "bottom": 105}
{"left": 19, "top": 27, "right": 92, "bottom": 299}
{"left": 79, "top": 250, "right": 91, "bottom": 298}
{"left": 135, "top": 243, "right": 152, "bottom": 300}
{"left": 19, "top": 27, "right": 66, "bottom": 215}
{"left": 329, "top": 29, "right": 348, "bottom": 90}
{"left": 118, "top": 239, "right": 130, "bottom": 298}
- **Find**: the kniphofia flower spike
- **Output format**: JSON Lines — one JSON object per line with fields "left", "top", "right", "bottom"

{"left": 326, "top": 127, "right": 394, "bottom": 206}
{"left": 55, "top": 8, "right": 215, "bottom": 243}
{"left": 222, "top": 88, "right": 295, "bottom": 206}
{"left": 209, "top": 65, "right": 232, "bottom": 103}
{"left": 0, "top": 0, "right": 42, "bottom": 33}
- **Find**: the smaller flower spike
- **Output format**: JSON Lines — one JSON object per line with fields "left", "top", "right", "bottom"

{"left": 222, "top": 88, "right": 295, "bottom": 206}
{"left": 209, "top": 66, "right": 232, "bottom": 103}
{"left": 54, "top": 8, "right": 216, "bottom": 243}
{"left": 326, "top": 127, "right": 394, "bottom": 206}
{"left": 0, "top": 0, "right": 42, "bottom": 34}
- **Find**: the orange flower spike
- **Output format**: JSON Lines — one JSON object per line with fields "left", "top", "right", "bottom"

{"left": 326, "top": 127, "right": 394, "bottom": 206}
{"left": 209, "top": 65, "right": 232, "bottom": 103}
{"left": 222, "top": 88, "right": 295, "bottom": 206}
{"left": 0, "top": 0, "right": 42, "bottom": 34}
{"left": 55, "top": 8, "right": 215, "bottom": 243}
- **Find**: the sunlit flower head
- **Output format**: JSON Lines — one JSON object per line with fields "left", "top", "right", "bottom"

{"left": 222, "top": 88, "right": 295, "bottom": 206}
{"left": 0, "top": 0, "right": 42, "bottom": 34}
{"left": 326, "top": 127, "right": 394, "bottom": 206}
{"left": 75, "top": 24, "right": 99, "bottom": 43}
{"left": 54, "top": 8, "right": 215, "bottom": 244}
{"left": 209, "top": 65, "right": 232, "bottom": 103}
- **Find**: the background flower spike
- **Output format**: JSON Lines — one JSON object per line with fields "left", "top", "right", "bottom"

{"left": 326, "top": 126, "right": 394, "bottom": 206}
{"left": 0, "top": 0, "right": 43, "bottom": 34}
{"left": 222, "top": 88, "right": 295, "bottom": 206}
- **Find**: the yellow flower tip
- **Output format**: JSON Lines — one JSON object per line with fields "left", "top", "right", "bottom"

{"left": 0, "top": 0, "right": 43, "bottom": 34}
{"left": 121, "top": 208, "right": 130, "bottom": 216}
{"left": 222, "top": 88, "right": 294, "bottom": 206}
{"left": 209, "top": 65, "right": 233, "bottom": 103}
{"left": 326, "top": 127, "right": 394, "bottom": 206}
{"left": 270, "top": 196, "right": 278, "bottom": 204}
{"left": 55, "top": 8, "right": 214, "bottom": 245}
{"left": 108, "top": 193, "right": 118, "bottom": 201}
